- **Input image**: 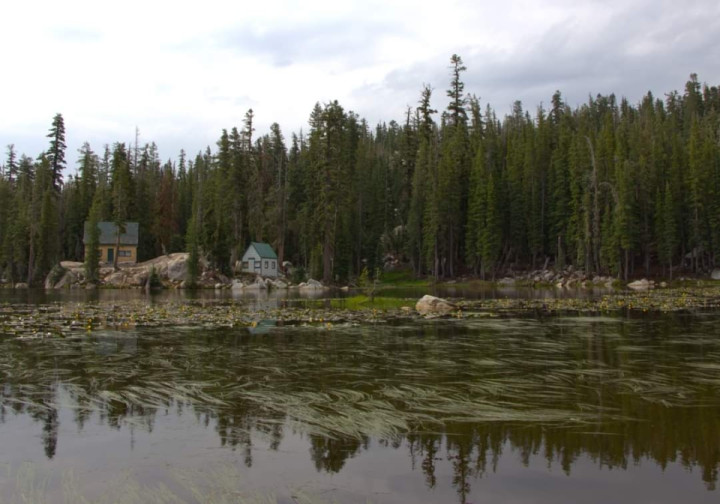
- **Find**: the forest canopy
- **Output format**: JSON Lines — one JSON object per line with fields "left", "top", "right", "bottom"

{"left": 1, "top": 57, "right": 719, "bottom": 285}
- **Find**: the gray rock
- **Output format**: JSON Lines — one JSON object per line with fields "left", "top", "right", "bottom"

{"left": 245, "top": 277, "right": 268, "bottom": 290}
{"left": 415, "top": 295, "right": 457, "bottom": 316}
{"left": 99, "top": 267, "right": 115, "bottom": 277}
{"left": 105, "top": 271, "right": 127, "bottom": 286}
{"left": 712, "top": 269, "right": 720, "bottom": 280}
{"left": 60, "top": 261, "right": 84, "bottom": 270}
{"left": 628, "top": 278, "right": 654, "bottom": 290}
{"left": 128, "top": 271, "right": 148, "bottom": 287}
{"left": 55, "top": 271, "right": 78, "bottom": 289}
{"left": 14, "top": 283, "right": 28, "bottom": 289}
{"left": 271, "top": 279, "right": 288, "bottom": 289}
{"left": 45, "top": 265, "right": 68, "bottom": 289}
{"left": 300, "top": 278, "right": 324, "bottom": 290}
{"left": 167, "top": 255, "right": 189, "bottom": 281}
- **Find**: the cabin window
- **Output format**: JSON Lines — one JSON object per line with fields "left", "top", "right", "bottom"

{"left": 242, "top": 261, "right": 248, "bottom": 269}
{"left": 118, "top": 250, "right": 131, "bottom": 257}
{"left": 264, "top": 260, "right": 268, "bottom": 269}
{"left": 255, "top": 261, "right": 261, "bottom": 269}
{"left": 271, "top": 261, "right": 275, "bottom": 269}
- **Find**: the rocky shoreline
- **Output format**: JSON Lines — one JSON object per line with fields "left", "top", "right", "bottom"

{"left": 15, "top": 253, "right": 328, "bottom": 292}
{"left": 2, "top": 255, "right": 719, "bottom": 291}
{"left": 469, "top": 265, "right": 720, "bottom": 290}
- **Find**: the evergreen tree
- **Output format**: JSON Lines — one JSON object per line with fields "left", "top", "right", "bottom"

{"left": 407, "top": 85, "right": 436, "bottom": 275}
{"left": 656, "top": 183, "right": 677, "bottom": 278}
{"left": 1, "top": 65, "right": 719, "bottom": 284}
{"left": 47, "top": 113, "right": 66, "bottom": 192}
{"left": 110, "top": 143, "right": 132, "bottom": 270}
{"left": 481, "top": 172, "right": 502, "bottom": 279}
{"left": 447, "top": 54, "right": 468, "bottom": 126}
{"left": 5, "top": 145, "right": 18, "bottom": 184}
{"left": 84, "top": 193, "right": 103, "bottom": 284}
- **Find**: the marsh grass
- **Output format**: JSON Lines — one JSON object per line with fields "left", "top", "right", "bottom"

{"left": 3, "top": 286, "right": 720, "bottom": 340}
{"left": 331, "top": 295, "right": 412, "bottom": 311}
{"left": 3, "top": 300, "right": 720, "bottom": 496}
{"left": 375, "top": 269, "right": 429, "bottom": 289}
{"left": 5, "top": 313, "right": 720, "bottom": 446}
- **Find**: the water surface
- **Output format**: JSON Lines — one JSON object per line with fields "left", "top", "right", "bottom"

{"left": 1, "top": 295, "right": 719, "bottom": 502}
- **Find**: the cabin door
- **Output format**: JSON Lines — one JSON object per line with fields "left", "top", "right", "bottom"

{"left": 107, "top": 248, "right": 114, "bottom": 262}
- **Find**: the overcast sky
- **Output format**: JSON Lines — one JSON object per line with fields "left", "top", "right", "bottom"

{"left": 1, "top": 0, "right": 719, "bottom": 167}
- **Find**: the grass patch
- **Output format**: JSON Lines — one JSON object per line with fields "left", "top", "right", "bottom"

{"left": 376, "top": 269, "right": 429, "bottom": 289}
{"left": 331, "top": 295, "right": 412, "bottom": 311}
{"left": 439, "top": 279, "right": 495, "bottom": 289}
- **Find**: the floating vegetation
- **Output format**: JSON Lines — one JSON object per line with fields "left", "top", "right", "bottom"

{"left": 2, "top": 285, "right": 720, "bottom": 340}
{"left": 458, "top": 285, "right": 720, "bottom": 315}
{"left": 0, "top": 298, "right": 417, "bottom": 339}
{"left": 2, "top": 313, "right": 720, "bottom": 443}
{"left": 2, "top": 289, "right": 720, "bottom": 500}
{"left": 330, "top": 295, "right": 412, "bottom": 311}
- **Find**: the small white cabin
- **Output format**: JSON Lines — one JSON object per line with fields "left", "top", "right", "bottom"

{"left": 241, "top": 242, "right": 279, "bottom": 278}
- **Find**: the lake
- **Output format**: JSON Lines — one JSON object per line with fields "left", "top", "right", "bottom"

{"left": 1, "top": 290, "right": 719, "bottom": 503}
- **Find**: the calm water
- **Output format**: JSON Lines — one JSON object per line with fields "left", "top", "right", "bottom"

{"left": 1, "top": 293, "right": 719, "bottom": 503}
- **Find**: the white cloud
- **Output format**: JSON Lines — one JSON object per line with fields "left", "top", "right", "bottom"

{"left": 1, "top": 0, "right": 719, "bottom": 165}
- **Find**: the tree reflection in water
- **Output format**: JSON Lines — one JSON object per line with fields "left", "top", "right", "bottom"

{"left": 1, "top": 313, "right": 720, "bottom": 502}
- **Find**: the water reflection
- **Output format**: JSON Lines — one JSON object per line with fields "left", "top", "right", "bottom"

{"left": 0, "top": 283, "right": 614, "bottom": 307}
{"left": 247, "top": 319, "right": 277, "bottom": 335}
{"left": 1, "top": 313, "right": 720, "bottom": 502}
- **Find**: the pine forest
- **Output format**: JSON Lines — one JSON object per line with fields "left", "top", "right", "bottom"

{"left": 1, "top": 56, "right": 720, "bottom": 286}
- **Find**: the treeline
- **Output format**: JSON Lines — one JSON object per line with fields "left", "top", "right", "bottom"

{"left": 1, "top": 57, "right": 719, "bottom": 285}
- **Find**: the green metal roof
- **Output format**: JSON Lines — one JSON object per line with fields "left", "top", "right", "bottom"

{"left": 83, "top": 222, "right": 139, "bottom": 246}
{"left": 249, "top": 242, "right": 277, "bottom": 259}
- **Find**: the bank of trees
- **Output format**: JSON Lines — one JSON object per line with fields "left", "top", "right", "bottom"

{"left": 1, "top": 60, "right": 719, "bottom": 285}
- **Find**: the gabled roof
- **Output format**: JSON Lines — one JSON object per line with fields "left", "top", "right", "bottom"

{"left": 248, "top": 242, "right": 277, "bottom": 259}
{"left": 83, "top": 222, "right": 139, "bottom": 246}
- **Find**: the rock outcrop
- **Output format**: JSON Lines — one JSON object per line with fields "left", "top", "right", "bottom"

{"left": 45, "top": 253, "right": 194, "bottom": 289}
{"left": 628, "top": 278, "right": 655, "bottom": 290}
{"left": 55, "top": 270, "right": 79, "bottom": 289}
{"left": 415, "top": 295, "right": 457, "bottom": 316}
{"left": 167, "top": 255, "right": 189, "bottom": 281}
{"left": 298, "top": 279, "right": 325, "bottom": 290}
{"left": 499, "top": 267, "right": 617, "bottom": 289}
{"left": 42, "top": 252, "right": 305, "bottom": 290}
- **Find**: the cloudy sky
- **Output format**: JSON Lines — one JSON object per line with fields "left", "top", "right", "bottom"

{"left": 1, "top": 0, "right": 719, "bottom": 166}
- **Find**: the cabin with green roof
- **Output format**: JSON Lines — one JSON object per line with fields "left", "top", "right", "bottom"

{"left": 83, "top": 222, "right": 139, "bottom": 264}
{"left": 241, "top": 242, "right": 278, "bottom": 278}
